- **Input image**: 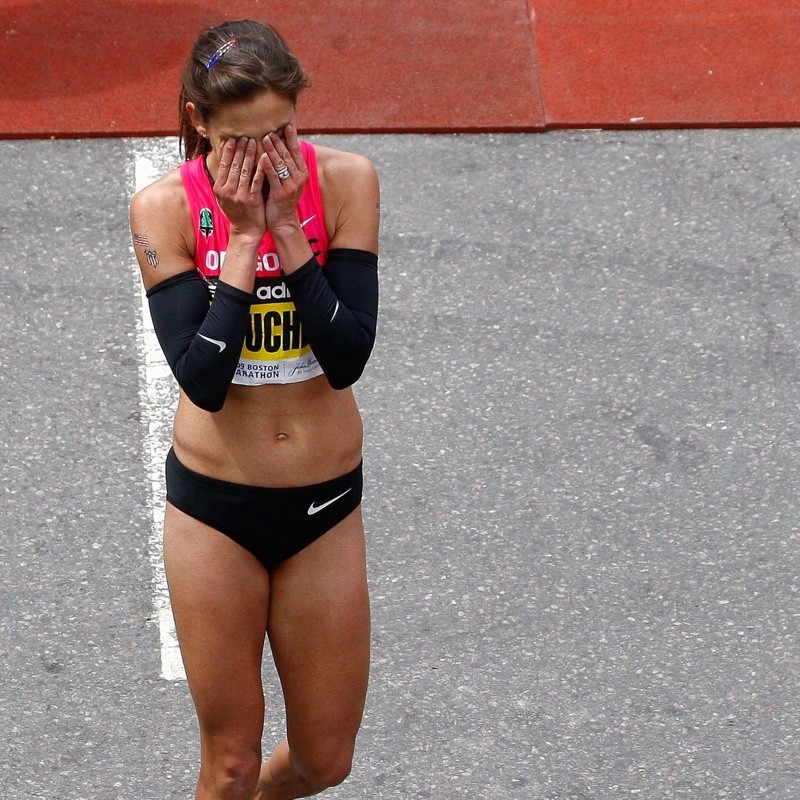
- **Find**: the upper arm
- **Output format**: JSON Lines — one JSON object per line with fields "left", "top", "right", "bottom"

{"left": 129, "top": 174, "right": 197, "bottom": 291}
{"left": 321, "top": 150, "right": 380, "bottom": 255}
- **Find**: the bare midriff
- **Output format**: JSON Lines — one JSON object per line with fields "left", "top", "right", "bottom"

{"left": 172, "top": 375, "right": 363, "bottom": 487}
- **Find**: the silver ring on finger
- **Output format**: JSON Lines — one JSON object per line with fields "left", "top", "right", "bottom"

{"left": 276, "top": 163, "right": 290, "bottom": 181}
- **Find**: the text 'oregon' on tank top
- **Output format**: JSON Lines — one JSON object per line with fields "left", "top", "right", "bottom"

{"left": 180, "top": 140, "right": 330, "bottom": 384}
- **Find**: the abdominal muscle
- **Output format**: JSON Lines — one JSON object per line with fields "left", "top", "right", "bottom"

{"left": 171, "top": 375, "right": 364, "bottom": 487}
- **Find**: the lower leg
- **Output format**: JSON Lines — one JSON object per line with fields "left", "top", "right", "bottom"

{"left": 254, "top": 740, "right": 328, "bottom": 800}
{"left": 195, "top": 743, "right": 262, "bottom": 800}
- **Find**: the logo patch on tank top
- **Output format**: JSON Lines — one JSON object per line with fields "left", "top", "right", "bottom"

{"left": 199, "top": 208, "right": 214, "bottom": 238}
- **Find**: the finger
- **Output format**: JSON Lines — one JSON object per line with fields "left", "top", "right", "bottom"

{"left": 283, "top": 123, "right": 303, "bottom": 167}
{"left": 239, "top": 138, "right": 257, "bottom": 185}
{"left": 215, "top": 138, "right": 238, "bottom": 186}
{"left": 224, "top": 137, "right": 249, "bottom": 186}
{"left": 273, "top": 127, "right": 306, "bottom": 183}
{"left": 252, "top": 152, "right": 269, "bottom": 197}
{"left": 270, "top": 130, "right": 298, "bottom": 168}
{"left": 264, "top": 133, "right": 298, "bottom": 184}
{"left": 284, "top": 122, "right": 299, "bottom": 148}
{"left": 264, "top": 132, "right": 288, "bottom": 164}
{"left": 260, "top": 150, "right": 285, "bottom": 192}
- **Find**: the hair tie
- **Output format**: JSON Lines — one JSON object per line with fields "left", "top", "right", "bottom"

{"left": 206, "top": 39, "right": 237, "bottom": 70}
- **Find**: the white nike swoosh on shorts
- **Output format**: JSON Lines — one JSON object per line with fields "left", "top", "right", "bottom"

{"left": 300, "top": 214, "right": 317, "bottom": 228}
{"left": 307, "top": 487, "right": 353, "bottom": 515}
{"left": 198, "top": 333, "right": 226, "bottom": 353}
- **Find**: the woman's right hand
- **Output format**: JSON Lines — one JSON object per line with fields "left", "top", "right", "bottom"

{"left": 213, "top": 137, "right": 268, "bottom": 243}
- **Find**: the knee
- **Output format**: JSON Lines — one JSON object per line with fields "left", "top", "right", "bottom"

{"left": 200, "top": 745, "right": 261, "bottom": 798}
{"left": 295, "top": 745, "right": 354, "bottom": 790}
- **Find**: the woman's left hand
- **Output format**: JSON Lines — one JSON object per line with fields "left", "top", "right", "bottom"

{"left": 259, "top": 123, "right": 309, "bottom": 235}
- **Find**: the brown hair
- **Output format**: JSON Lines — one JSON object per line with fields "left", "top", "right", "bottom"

{"left": 178, "top": 20, "right": 310, "bottom": 159}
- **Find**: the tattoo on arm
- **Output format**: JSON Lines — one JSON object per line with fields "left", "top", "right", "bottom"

{"left": 133, "top": 232, "right": 159, "bottom": 268}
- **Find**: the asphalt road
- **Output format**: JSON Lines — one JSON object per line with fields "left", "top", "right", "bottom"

{"left": 1, "top": 130, "right": 798, "bottom": 799}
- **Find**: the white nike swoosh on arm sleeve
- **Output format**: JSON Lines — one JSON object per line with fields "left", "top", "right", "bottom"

{"left": 197, "top": 333, "right": 227, "bottom": 353}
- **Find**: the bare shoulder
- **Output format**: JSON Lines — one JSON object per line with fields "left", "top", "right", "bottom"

{"left": 313, "top": 143, "right": 378, "bottom": 192}
{"left": 312, "top": 144, "right": 380, "bottom": 252}
{"left": 130, "top": 167, "right": 188, "bottom": 227}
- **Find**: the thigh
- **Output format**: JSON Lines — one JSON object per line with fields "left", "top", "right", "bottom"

{"left": 164, "top": 502, "right": 271, "bottom": 743}
{"left": 267, "top": 507, "right": 371, "bottom": 755}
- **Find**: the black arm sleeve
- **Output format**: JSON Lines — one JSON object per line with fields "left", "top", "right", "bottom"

{"left": 146, "top": 271, "right": 253, "bottom": 412}
{"left": 282, "top": 248, "right": 379, "bottom": 389}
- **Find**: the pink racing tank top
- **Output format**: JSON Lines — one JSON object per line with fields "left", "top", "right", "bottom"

{"left": 180, "top": 140, "right": 330, "bottom": 384}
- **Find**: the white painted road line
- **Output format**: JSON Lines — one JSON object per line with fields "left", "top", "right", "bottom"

{"left": 130, "top": 141, "right": 185, "bottom": 681}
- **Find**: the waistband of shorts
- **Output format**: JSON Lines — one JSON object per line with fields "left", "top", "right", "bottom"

{"left": 166, "top": 446, "right": 363, "bottom": 497}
